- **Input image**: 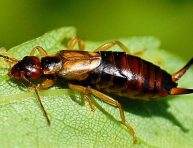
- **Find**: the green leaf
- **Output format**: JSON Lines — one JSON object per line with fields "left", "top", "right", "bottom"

{"left": 0, "top": 27, "right": 192, "bottom": 147}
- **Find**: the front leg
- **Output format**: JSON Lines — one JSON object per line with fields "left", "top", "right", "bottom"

{"left": 37, "top": 76, "right": 57, "bottom": 90}
{"left": 27, "top": 76, "right": 56, "bottom": 92}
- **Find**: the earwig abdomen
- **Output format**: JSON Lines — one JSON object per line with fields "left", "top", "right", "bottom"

{"left": 87, "top": 51, "right": 177, "bottom": 100}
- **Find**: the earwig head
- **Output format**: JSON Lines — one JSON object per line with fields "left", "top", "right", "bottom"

{"left": 8, "top": 56, "right": 42, "bottom": 80}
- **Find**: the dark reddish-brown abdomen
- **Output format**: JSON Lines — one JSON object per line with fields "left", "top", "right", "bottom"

{"left": 86, "top": 51, "right": 177, "bottom": 100}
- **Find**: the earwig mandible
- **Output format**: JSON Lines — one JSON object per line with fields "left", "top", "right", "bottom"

{"left": 0, "top": 37, "right": 192, "bottom": 143}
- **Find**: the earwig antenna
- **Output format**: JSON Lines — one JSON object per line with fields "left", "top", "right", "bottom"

{"left": 0, "top": 54, "right": 19, "bottom": 63}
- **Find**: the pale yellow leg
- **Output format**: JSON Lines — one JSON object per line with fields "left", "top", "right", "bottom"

{"left": 68, "top": 83, "right": 95, "bottom": 111}
{"left": 94, "top": 40, "right": 130, "bottom": 53}
{"left": 67, "top": 36, "right": 85, "bottom": 50}
{"left": 83, "top": 94, "right": 96, "bottom": 111}
{"left": 30, "top": 46, "right": 48, "bottom": 57}
{"left": 68, "top": 83, "right": 137, "bottom": 143}
{"left": 37, "top": 77, "right": 56, "bottom": 90}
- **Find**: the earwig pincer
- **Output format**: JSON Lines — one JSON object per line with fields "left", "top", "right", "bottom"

{"left": 0, "top": 37, "right": 192, "bottom": 143}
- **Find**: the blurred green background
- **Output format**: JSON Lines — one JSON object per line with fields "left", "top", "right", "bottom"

{"left": 0, "top": 0, "right": 193, "bottom": 60}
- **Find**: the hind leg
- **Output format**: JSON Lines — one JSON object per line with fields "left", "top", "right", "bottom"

{"left": 94, "top": 40, "right": 145, "bottom": 56}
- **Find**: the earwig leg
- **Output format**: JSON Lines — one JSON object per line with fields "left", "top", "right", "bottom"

{"left": 83, "top": 94, "right": 96, "bottom": 111}
{"left": 132, "top": 50, "right": 146, "bottom": 57}
{"left": 94, "top": 41, "right": 130, "bottom": 53}
{"left": 172, "top": 58, "right": 193, "bottom": 82}
{"left": 68, "top": 83, "right": 95, "bottom": 111}
{"left": 37, "top": 77, "right": 56, "bottom": 90}
{"left": 88, "top": 87, "right": 137, "bottom": 143}
{"left": 170, "top": 88, "right": 193, "bottom": 95}
{"left": 30, "top": 46, "right": 48, "bottom": 57}
{"left": 21, "top": 73, "right": 50, "bottom": 125}
{"left": 68, "top": 83, "right": 137, "bottom": 143}
{"left": 67, "top": 36, "right": 85, "bottom": 51}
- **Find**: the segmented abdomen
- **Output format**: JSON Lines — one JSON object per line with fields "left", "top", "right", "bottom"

{"left": 86, "top": 51, "right": 177, "bottom": 100}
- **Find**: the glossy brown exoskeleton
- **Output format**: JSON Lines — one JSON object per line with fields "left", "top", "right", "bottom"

{"left": 0, "top": 37, "right": 192, "bottom": 143}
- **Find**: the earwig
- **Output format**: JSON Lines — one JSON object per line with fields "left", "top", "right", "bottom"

{"left": 0, "top": 37, "right": 192, "bottom": 144}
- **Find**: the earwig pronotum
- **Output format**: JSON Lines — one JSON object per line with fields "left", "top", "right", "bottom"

{"left": 0, "top": 37, "right": 192, "bottom": 143}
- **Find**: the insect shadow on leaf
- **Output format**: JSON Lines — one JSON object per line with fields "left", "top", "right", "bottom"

{"left": 118, "top": 96, "right": 189, "bottom": 132}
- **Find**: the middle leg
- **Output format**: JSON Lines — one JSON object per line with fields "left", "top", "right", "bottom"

{"left": 68, "top": 83, "right": 95, "bottom": 111}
